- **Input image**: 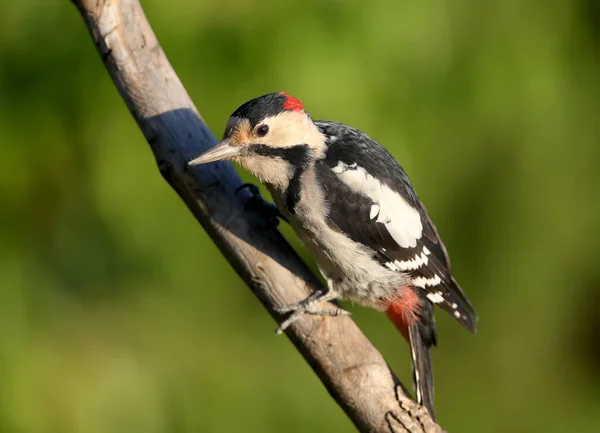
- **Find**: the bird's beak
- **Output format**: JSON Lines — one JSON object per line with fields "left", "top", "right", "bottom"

{"left": 188, "top": 140, "right": 240, "bottom": 166}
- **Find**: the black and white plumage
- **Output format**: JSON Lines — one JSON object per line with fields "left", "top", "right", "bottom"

{"left": 189, "top": 92, "right": 477, "bottom": 419}
{"left": 315, "top": 120, "right": 476, "bottom": 330}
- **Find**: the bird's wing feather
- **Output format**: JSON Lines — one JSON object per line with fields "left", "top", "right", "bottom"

{"left": 315, "top": 121, "right": 477, "bottom": 331}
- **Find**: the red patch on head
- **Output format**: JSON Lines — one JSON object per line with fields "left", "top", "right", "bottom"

{"left": 280, "top": 92, "right": 304, "bottom": 111}
{"left": 386, "top": 287, "right": 421, "bottom": 342}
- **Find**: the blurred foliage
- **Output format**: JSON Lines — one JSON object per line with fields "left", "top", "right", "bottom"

{"left": 0, "top": 0, "right": 599, "bottom": 432}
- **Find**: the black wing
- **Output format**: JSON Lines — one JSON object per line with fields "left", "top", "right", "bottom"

{"left": 315, "top": 121, "right": 477, "bottom": 331}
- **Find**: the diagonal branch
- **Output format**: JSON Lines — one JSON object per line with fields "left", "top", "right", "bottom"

{"left": 71, "top": 1, "right": 444, "bottom": 431}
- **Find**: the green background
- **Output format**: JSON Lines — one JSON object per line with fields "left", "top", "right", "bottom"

{"left": 1, "top": 0, "right": 599, "bottom": 432}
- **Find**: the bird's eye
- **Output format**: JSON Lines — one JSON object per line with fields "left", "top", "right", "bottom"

{"left": 256, "top": 124, "right": 269, "bottom": 137}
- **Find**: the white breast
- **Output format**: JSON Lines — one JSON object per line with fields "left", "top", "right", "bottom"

{"left": 268, "top": 166, "right": 409, "bottom": 309}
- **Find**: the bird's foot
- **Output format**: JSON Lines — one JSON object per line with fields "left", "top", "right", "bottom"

{"left": 274, "top": 290, "right": 350, "bottom": 334}
{"left": 235, "top": 183, "right": 287, "bottom": 229}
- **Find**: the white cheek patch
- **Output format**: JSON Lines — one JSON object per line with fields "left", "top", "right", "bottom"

{"left": 332, "top": 162, "right": 423, "bottom": 248}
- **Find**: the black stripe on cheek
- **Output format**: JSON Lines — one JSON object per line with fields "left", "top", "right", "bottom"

{"left": 250, "top": 144, "right": 310, "bottom": 166}
{"left": 248, "top": 144, "right": 310, "bottom": 214}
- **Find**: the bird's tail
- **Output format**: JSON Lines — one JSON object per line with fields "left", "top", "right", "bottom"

{"left": 408, "top": 324, "right": 435, "bottom": 420}
{"left": 387, "top": 296, "right": 437, "bottom": 420}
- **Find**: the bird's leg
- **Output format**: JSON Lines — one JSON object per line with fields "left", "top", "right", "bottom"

{"left": 274, "top": 288, "right": 350, "bottom": 334}
{"left": 274, "top": 288, "right": 334, "bottom": 313}
{"left": 235, "top": 183, "right": 288, "bottom": 229}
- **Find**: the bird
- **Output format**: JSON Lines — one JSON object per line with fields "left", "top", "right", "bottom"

{"left": 189, "top": 92, "right": 477, "bottom": 418}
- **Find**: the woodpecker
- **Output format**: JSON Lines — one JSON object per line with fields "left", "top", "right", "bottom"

{"left": 189, "top": 92, "right": 477, "bottom": 418}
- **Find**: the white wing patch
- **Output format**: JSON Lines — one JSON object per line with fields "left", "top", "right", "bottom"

{"left": 395, "top": 250, "right": 430, "bottom": 271}
{"left": 385, "top": 261, "right": 399, "bottom": 271}
{"left": 426, "top": 292, "right": 445, "bottom": 303}
{"left": 331, "top": 163, "right": 345, "bottom": 174}
{"left": 384, "top": 253, "right": 428, "bottom": 272}
{"left": 332, "top": 162, "right": 423, "bottom": 248}
{"left": 369, "top": 204, "right": 380, "bottom": 220}
{"left": 425, "top": 291, "right": 466, "bottom": 318}
{"left": 412, "top": 275, "right": 442, "bottom": 288}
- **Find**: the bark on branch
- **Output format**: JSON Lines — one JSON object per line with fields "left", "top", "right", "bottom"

{"left": 71, "top": 1, "right": 444, "bottom": 431}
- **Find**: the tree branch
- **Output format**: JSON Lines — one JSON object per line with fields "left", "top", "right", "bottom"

{"left": 71, "top": 1, "right": 444, "bottom": 431}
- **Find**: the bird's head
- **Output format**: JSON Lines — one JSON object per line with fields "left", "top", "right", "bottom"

{"left": 189, "top": 92, "right": 325, "bottom": 188}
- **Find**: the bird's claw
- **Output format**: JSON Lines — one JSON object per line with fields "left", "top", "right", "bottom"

{"left": 235, "top": 182, "right": 261, "bottom": 197}
{"left": 235, "top": 182, "right": 286, "bottom": 229}
{"left": 274, "top": 290, "right": 349, "bottom": 334}
{"left": 273, "top": 303, "right": 302, "bottom": 314}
